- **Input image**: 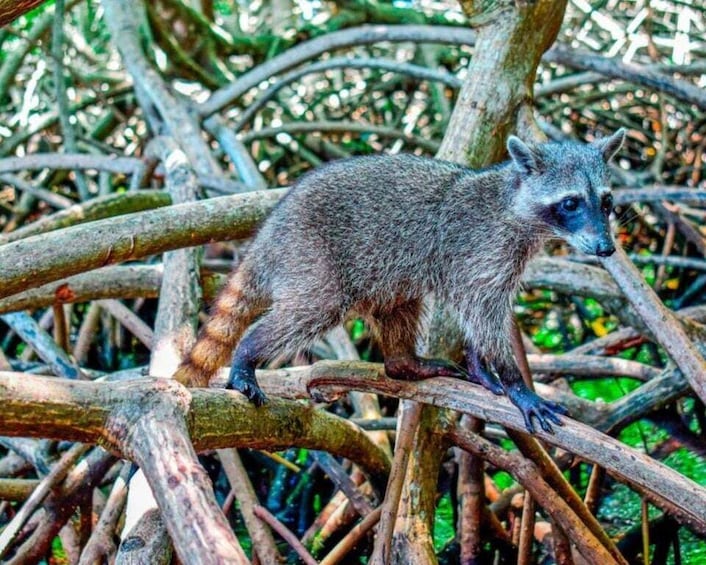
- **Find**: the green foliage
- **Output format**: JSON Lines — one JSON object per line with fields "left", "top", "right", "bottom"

{"left": 213, "top": 1, "right": 233, "bottom": 16}
{"left": 295, "top": 448, "right": 309, "bottom": 466}
{"left": 21, "top": 0, "right": 54, "bottom": 26}
{"left": 665, "top": 448, "right": 706, "bottom": 486}
{"left": 49, "top": 536, "right": 68, "bottom": 564}
{"left": 350, "top": 319, "right": 366, "bottom": 341}
{"left": 571, "top": 377, "right": 642, "bottom": 403}
{"left": 434, "top": 493, "right": 456, "bottom": 552}
{"left": 492, "top": 470, "right": 515, "bottom": 490}
{"left": 642, "top": 262, "right": 657, "bottom": 286}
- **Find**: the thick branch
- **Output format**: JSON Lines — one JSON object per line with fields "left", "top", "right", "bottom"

{"left": 299, "top": 361, "right": 706, "bottom": 535}
{"left": 1, "top": 366, "right": 703, "bottom": 534}
{"left": 0, "top": 191, "right": 172, "bottom": 245}
{"left": 105, "top": 381, "right": 248, "bottom": 565}
{"left": 0, "top": 372, "right": 391, "bottom": 482}
{"left": 0, "top": 189, "right": 285, "bottom": 300}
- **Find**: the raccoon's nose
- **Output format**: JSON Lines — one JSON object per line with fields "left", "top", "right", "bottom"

{"left": 595, "top": 241, "right": 615, "bottom": 257}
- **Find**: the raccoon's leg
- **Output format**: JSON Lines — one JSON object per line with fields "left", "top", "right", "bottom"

{"left": 226, "top": 319, "right": 269, "bottom": 406}
{"left": 227, "top": 302, "right": 343, "bottom": 405}
{"left": 465, "top": 346, "right": 504, "bottom": 395}
{"left": 462, "top": 303, "right": 566, "bottom": 433}
{"left": 376, "top": 299, "right": 461, "bottom": 381}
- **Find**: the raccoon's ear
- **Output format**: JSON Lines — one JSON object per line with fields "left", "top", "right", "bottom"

{"left": 594, "top": 128, "right": 626, "bottom": 162}
{"left": 507, "top": 136, "right": 542, "bottom": 175}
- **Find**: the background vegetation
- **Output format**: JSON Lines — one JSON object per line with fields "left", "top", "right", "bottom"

{"left": 0, "top": 0, "right": 705, "bottom": 563}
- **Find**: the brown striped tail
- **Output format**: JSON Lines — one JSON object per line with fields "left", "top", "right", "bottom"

{"left": 173, "top": 268, "right": 263, "bottom": 387}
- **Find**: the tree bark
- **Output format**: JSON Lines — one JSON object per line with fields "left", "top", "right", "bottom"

{"left": 0, "top": 0, "right": 47, "bottom": 27}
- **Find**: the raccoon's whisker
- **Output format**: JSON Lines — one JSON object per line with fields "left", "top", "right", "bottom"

{"left": 616, "top": 207, "right": 645, "bottom": 227}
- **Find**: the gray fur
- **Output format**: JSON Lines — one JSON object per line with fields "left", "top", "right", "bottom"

{"left": 235, "top": 132, "right": 622, "bottom": 370}
{"left": 181, "top": 133, "right": 624, "bottom": 429}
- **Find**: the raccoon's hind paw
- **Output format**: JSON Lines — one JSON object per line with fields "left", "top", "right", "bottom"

{"left": 505, "top": 383, "right": 567, "bottom": 434}
{"left": 227, "top": 366, "right": 268, "bottom": 407}
{"left": 236, "top": 381, "right": 268, "bottom": 407}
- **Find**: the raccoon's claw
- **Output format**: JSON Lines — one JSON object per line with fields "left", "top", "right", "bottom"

{"left": 238, "top": 382, "right": 268, "bottom": 407}
{"left": 505, "top": 384, "right": 567, "bottom": 433}
{"left": 385, "top": 356, "right": 462, "bottom": 381}
{"left": 227, "top": 367, "right": 268, "bottom": 407}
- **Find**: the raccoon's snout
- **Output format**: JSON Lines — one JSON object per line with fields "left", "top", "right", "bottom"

{"left": 595, "top": 241, "right": 616, "bottom": 257}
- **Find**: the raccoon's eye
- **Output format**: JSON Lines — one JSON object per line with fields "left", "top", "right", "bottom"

{"left": 561, "top": 197, "right": 580, "bottom": 212}
{"left": 601, "top": 194, "right": 614, "bottom": 214}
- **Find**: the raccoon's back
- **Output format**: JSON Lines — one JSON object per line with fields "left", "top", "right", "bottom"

{"left": 255, "top": 155, "right": 471, "bottom": 298}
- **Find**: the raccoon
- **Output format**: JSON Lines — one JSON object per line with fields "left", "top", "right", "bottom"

{"left": 175, "top": 130, "right": 625, "bottom": 433}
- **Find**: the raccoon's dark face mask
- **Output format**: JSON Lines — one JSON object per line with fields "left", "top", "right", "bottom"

{"left": 507, "top": 129, "right": 625, "bottom": 257}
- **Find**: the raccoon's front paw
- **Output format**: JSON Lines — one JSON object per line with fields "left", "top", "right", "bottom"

{"left": 226, "top": 367, "right": 268, "bottom": 407}
{"left": 505, "top": 383, "right": 567, "bottom": 433}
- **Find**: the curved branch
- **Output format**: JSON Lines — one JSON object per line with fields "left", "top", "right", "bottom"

{"left": 202, "top": 24, "right": 706, "bottom": 118}
{"left": 101, "top": 0, "right": 220, "bottom": 177}
{"left": 294, "top": 361, "right": 706, "bottom": 535}
{"left": 233, "top": 56, "right": 462, "bottom": 131}
{"left": 200, "top": 25, "right": 478, "bottom": 115}
{"left": 544, "top": 46, "right": 706, "bottom": 109}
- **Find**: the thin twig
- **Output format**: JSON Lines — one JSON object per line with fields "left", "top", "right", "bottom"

{"left": 78, "top": 462, "right": 132, "bottom": 564}
{"left": 95, "top": 300, "right": 153, "bottom": 348}
{"left": 252, "top": 505, "right": 318, "bottom": 565}
{"left": 319, "top": 506, "right": 382, "bottom": 565}
{"left": 219, "top": 449, "right": 281, "bottom": 564}
{"left": 0, "top": 443, "right": 90, "bottom": 558}
{"left": 369, "top": 401, "right": 423, "bottom": 565}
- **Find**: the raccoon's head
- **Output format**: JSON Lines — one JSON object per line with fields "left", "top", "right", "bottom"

{"left": 506, "top": 129, "right": 625, "bottom": 257}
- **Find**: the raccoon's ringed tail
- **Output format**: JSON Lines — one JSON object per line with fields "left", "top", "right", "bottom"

{"left": 173, "top": 362, "right": 209, "bottom": 388}
{"left": 174, "top": 267, "right": 265, "bottom": 388}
